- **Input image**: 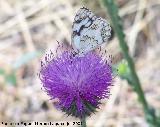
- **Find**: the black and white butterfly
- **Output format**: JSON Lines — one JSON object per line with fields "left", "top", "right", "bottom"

{"left": 71, "top": 7, "right": 111, "bottom": 55}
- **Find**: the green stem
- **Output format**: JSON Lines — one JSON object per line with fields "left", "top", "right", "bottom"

{"left": 81, "top": 117, "right": 86, "bottom": 127}
{"left": 102, "top": 0, "right": 159, "bottom": 126}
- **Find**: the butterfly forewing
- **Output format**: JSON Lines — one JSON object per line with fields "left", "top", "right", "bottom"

{"left": 72, "top": 7, "right": 111, "bottom": 55}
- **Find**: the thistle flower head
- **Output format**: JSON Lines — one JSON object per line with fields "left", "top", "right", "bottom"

{"left": 39, "top": 48, "right": 113, "bottom": 118}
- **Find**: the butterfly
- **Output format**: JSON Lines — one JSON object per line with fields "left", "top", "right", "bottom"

{"left": 71, "top": 7, "right": 111, "bottom": 56}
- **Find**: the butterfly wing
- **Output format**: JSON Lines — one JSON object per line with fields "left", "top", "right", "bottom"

{"left": 72, "top": 7, "right": 111, "bottom": 55}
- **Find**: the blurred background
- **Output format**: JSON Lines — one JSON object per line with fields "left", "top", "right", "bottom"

{"left": 0, "top": 0, "right": 160, "bottom": 127}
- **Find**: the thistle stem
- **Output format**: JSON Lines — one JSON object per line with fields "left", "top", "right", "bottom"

{"left": 102, "top": 0, "right": 160, "bottom": 126}
{"left": 81, "top": 117, "right": 86, "bottom": 127}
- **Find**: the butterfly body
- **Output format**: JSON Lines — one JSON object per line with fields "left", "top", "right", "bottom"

{"left": 72, "top": 7, "right": 111, "bottom": 55}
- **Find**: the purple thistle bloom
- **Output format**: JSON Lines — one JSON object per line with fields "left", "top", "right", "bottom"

{"left": 39, "top": 50, "right": 113, "bottom": 118}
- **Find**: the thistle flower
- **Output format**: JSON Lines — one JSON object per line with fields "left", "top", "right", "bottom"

{"left": 39, "top": 48, "right": 113, "bottom": 119}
